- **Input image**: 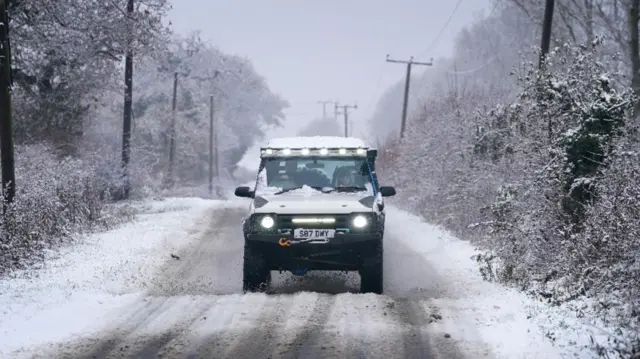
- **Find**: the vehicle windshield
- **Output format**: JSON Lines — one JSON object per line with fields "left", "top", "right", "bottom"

{"left": 256, "top": 156, "right": 373, "bottom": 194}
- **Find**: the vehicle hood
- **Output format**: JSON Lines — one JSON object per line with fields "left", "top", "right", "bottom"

{"left": 253, "top": 192, "right": 373, "bottom": 214}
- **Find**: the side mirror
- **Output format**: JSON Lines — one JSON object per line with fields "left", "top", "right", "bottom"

{"left": 379, "top": 186, "right": 396, "bottom": 197}
{"left": 234, "top": 186, "right": 254, "bottom": 198}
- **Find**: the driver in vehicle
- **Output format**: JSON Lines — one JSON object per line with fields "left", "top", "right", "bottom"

{"left": 335, "top": 167, "right": 356, "bottom": 187}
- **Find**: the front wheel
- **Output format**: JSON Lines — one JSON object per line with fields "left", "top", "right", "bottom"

{"left": 242, "top": 242, "right": 271, "bottom": 293}
{"left": 359, "top": 240, "right": 383, "bottom": 294}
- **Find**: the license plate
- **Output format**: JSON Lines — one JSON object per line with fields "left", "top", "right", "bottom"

{"left": 293, "top": 228, "right": 335, "bottom": 239}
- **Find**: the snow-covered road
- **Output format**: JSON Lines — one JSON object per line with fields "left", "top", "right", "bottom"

{"left": 0, "top": 198, "right": 575, "bottom": 359}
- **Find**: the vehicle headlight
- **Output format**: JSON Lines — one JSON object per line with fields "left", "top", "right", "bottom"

{"left": 352, "top": 215, "right": 368, "bottom": 228}
{"left": 260, "top": 216, "right": 275, "bottom": 229}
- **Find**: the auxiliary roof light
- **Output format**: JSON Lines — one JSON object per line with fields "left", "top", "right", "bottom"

{"left": 282, "top": 148, "right": 291, "bottom": 155}
{"left": 338, "top": 148, "right": 347, "bottom": 155}
{"left": 264, "top": 148, "right": 273, "bottom": 155}
{"left": 300, "top": 148, "right": 310, "bottom": 155}
{"left": 356, "top": 148, "right": 366, "bottom": 155}
{"left": 319, "top": 148, "right": 329, "bottom": 155}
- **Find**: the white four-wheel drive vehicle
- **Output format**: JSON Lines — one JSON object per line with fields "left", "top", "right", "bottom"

{"left": 234, "top": 136, "right": 396, "bottom": 294}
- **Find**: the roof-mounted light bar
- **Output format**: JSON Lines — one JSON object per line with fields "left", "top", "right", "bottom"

{"left": 260, "top": 147, "right": 369, "bottom": 157}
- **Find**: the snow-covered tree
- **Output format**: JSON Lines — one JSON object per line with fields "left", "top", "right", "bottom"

{"left": 83, "top": 32, "right": 288, "bottom": 191}
{"left": 9, "top": 0, "right": 170, "bottom": 154}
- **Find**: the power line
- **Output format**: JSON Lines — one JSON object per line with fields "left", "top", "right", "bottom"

{"left": 361, "top": 62, "right": 387, "bottom": 119}
{"left": 417, "top": 0, "right": 464, "bottom": 58}
{"left": 412, "top": 1, "right": 500, "bottom": 108}
{"left": 444, "top": 56, "right": 497, "bottom": 75}
{"left": 395, "top": 0, "right": 461, "bottom": 132}
{"left": 365, "top": 1, "right": 467, "bottom": 136}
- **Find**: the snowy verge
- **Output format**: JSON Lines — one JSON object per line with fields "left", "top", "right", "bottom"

{"left": 0, "top": 197, "right": 243, "bottom": 356}
{"left": 385, "top": 206, "right": 597, "bottom": 359}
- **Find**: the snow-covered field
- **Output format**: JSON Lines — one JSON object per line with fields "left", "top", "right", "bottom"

{"left": 0, "top": 197, "right": 604, "bottom": 358}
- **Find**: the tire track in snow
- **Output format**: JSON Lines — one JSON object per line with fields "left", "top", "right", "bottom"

{"left": 331, "top": 295, "right": 376, "bottom": 359}
{"left": 58, "top": 298, "right": 170, "bottom": 359}
{"left": 148, "top": 207, "right": 245, "bottom": 297}
{"left": 392, "top": 297, "right": 468, "bottom": 359}
{"left": 383, "top": 220, "right": 470, "bottom": 358}
{"left": 157, "top": 295, "right": 241, "bottom": 358}
{"left": 270, "top": 292, "right": 336, "bottom": 358}
{"left": 76, "top": 206, "right": 243, "bottom": 358}
{"left": 73, "top": 298, "right": 212, "bottom": 359}
{"left": 109, "top": 207, "right": 246, "bottom": 358}
{"left": 183, "top": 294, "right": 293, "bottom": 358}
{"left": 114, "top": 299, "right": 214, "bottom": 358}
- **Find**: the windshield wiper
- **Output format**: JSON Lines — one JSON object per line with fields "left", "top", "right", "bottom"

{"left": 324, "top": 186, "right": 368, "bottom": 193}
{"left": 273, "top": 186, "right": 326, "bottom": 195}
{"left": 273, "top": 187, "right": 302, "bottom": 195}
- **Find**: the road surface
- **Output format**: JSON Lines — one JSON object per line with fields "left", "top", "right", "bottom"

{"left": 32, "top": 207, "right": 475, "bottom": 359}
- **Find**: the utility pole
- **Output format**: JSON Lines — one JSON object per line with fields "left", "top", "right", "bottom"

{"left": 167, "top": 71, "right": 178, "bottom": 187}
{"left": 214, "top": 107, "right": 219, "bottom": 184}
{"left": 333, "top": 101, "right": 340, "bottom": 122}
{"left": 337, "top": 104, "right": 357, "bottom": 137}
{"left": 536, "top": 0, "right": 555, "bottom": 140}
{"left": 386, "top": 54, "right": 433, "bottom": 138}
{"left": 539, "top": 0, "right": 555, "bottom": 69}
{"left": 208, "top": 95, "right": 214, "bottom": 196}
{"left": 120, "top": 0, "right": 134, "bottom": 199}
{"left": 0, "top": 0, "right": 15, "bottom": 209}
{"left": 317, "top": 100, "right": 332, "bottom": 120}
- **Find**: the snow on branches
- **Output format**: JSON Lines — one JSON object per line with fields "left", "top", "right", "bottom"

{"left": 9, "top": 0, "right": 171, "bottom": 152}
{"left": 378, "top": 38, "right": 638, "bottom": 356}
{"left": 0, "top": 145, "right": 134, "bottom": 277}
{"left": 83, "top": 32, "right": 289, "bottom": 194}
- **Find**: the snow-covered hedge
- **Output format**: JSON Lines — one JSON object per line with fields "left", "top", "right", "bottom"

{"left": 0, "top": 145, "right": 134, "bottom": 276}
{"left": 379, "top": 41, "right": 639, "bottom": 357}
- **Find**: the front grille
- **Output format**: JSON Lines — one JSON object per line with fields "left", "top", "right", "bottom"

{"left": 277, "top": 214, "right": 351, "bottom": 229}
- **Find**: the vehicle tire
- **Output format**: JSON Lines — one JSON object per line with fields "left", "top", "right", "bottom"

{"left": 359, "top": 240, "right": 383, "bottom": 294}
{"left": 242, "top": 242, "right": 271, "bottom": 293}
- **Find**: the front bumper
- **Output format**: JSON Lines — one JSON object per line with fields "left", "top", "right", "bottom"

{"left": 244, "top": 232, "right": 382, "bottom": 271}
{"left": 245, "top": 231, "right": 381, "bottom": 244}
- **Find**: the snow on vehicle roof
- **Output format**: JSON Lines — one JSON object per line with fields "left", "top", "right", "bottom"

{"left": 266, "top": 136, "right": 368, "bottom": 149}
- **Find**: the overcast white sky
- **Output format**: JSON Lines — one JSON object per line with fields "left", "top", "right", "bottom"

{"left": 168, "top": 0, "right": 490, "bottom": 169}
